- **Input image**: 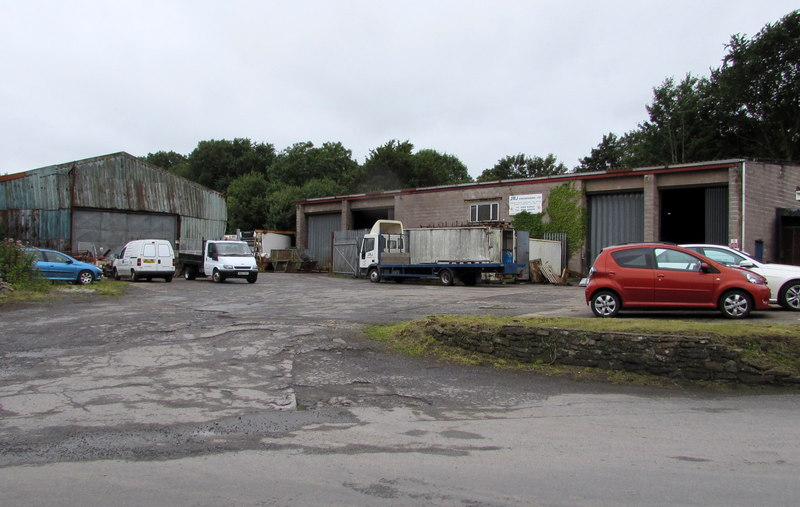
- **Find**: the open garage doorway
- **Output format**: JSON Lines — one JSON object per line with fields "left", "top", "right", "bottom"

{"left": 777, "top": 209, "right": 800, "bottom": 265}
{"left": 660, "top": 186, "right": 727, "bottom": 244}
{"left": 352, "top": 208, "right": 393, "bottom": 230}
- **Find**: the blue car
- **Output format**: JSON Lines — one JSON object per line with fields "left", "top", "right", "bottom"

{"left": 25, "top": 248, "right": 103, "bottom": 285}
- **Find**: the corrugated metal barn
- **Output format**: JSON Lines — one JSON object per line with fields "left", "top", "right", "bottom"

{"left": 0, "top": 152, "right": 226, "bottom": 254}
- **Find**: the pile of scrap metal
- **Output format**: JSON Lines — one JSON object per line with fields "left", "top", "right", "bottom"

{"left": 267, "top": 248, "right": 317, "bottom": 273}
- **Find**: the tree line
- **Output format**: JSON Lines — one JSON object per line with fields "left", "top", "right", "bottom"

{"left": 143, "top": 10, "right": 799, "bottom": 233}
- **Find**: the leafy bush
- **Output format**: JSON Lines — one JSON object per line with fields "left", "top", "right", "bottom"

{"left": 512, "top": 182, "right": 586, "bottom": 259}
{"left": 0, "top": 239, "right": 48, "bottom": 290}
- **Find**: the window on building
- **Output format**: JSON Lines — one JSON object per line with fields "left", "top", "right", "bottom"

{"left": 469, "top": 202, "right": 499, "bottom": 222}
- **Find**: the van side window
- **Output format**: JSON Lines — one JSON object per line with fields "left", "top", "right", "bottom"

{"left": 158, "top": 244, "right": 172, "bottom": 257}
{"left": 143, "top": 244, "right": 156, "bottom": 257}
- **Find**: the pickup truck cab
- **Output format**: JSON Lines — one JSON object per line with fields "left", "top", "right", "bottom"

{"left": 180, "top": 240, "right": 258, "bottom": 283}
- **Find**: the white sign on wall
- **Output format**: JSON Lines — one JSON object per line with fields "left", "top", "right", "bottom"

{"left": 509, "top": 194, "right": 543, "bottom": 215}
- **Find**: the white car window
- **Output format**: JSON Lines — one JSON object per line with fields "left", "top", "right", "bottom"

{"left": 702, "top": 247, "right": 748, "bottom": 266}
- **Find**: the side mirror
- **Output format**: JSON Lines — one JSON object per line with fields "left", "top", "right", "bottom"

{"left": 700, "top": 262, "right": 710, "bottom": 273}
{"left": 739, "top": 261, "right": 756, "bottom": 268}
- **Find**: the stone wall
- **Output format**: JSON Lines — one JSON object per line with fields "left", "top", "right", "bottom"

{"left": 423, "top": 319, "right": 799, "bottom": 386}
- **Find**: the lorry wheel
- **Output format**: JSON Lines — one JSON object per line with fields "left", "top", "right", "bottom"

{"left": 368, "top": 268, "right": 381, "bottom": 283}
{"left": 212, "top": 269, "right": 225, "bottom": 283}
{"left": 439, "top": 269, "right": 455, "bottom": 286}
{"left": 184, "top": 266, "right": 196, "bottom": 280}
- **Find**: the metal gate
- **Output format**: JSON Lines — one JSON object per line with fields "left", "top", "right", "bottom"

{"left": 588, "top": 192, "right": 644, "bottom": 263}
{"left": 306, "top": 213, "right": 341, "bottom": 268}
{"left": 332, "top": 229, "right": 368, "bottom": 276}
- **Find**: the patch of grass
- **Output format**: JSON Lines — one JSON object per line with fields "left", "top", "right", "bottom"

{"left": 364, "top": 314, "right": 800, "bottom": 387}
{"left": 0, "top": 279, "right": 125, "bottom": 303}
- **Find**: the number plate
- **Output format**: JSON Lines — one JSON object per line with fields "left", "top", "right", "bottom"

{"left": 238, "top": 272, "right": 248, "bottom": 276}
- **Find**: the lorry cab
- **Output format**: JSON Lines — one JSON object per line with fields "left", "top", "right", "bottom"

{"left": 359, "top": 220, "right": 406, "bottom": 273}
{"left": 112, "top": 239, "right": 175, "bottom": 282}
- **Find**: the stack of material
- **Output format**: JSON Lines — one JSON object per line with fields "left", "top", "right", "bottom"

{"left": 270, "top": 249, "right": 318, "bottom": 272}
{"left": 530, "top": 259, "right": 569, "bottom": 284}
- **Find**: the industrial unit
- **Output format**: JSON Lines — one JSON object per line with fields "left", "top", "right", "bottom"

{"left": 296, "top": 159, "right": 800, "bottom": 273}
{"left": 0, "top": 152, "right": 226, "bottom": 256}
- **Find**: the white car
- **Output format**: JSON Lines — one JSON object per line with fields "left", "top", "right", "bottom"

{"left": 681, "top": 244, "right": 800, "bottom": 311}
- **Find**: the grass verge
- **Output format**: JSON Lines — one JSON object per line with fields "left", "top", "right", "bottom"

{"left": 364, "top": 315, "right": 800, "bottom": 388}
{"left": 0, "top": 279, "right": 125, "bottom": 302}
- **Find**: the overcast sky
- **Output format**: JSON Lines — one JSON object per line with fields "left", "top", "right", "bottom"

{"left": 1, "top": 1, "right": 797, "bottom": 179}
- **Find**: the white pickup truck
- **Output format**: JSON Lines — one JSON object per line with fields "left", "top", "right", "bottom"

{"left": 178, "top": 239, "right": 258, "bottom": 283}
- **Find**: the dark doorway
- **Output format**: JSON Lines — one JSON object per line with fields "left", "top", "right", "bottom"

{"left": 352, "top": 208, "right": 393, "bottom": 230}
{"left": 777, "top": 209, "right": 800, "bottom": 265}
{"left": 660, "top": 186, "right": 727, "bottom": 244}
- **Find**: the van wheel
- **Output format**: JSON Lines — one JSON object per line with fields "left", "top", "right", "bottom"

{"left": 247, "top": 274, "right": 257, "bottom": 284}
{"left": 165, "top": 275, "right": 173, "bottom": 283}
{"left": 591, "top": 290, "right": 620, "bottom": 317}
{"left": 720, "top": 290, "right": 752, "bottom": 319}
{"left": 131, "top": 270, "right": 139, "bottom": 282}
{"left": 113, "top": 268, "right": 121, "bottom": 281}
{"left": 212, "top": 269, "right": 225, "bottom": 283}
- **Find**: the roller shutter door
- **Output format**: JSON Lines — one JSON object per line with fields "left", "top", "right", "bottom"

{"left": 588, "top": 192, "right": 644, "bottom": 263}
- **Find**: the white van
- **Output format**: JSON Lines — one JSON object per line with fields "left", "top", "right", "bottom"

{"left": 112, "top": 239, "right": 176, "bottom": 282}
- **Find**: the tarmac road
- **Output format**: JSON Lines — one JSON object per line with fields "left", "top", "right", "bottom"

{"left": 1, "top": 274, "right": 799, "bottom": 506}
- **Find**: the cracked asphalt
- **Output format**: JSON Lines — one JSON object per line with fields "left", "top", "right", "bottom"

{"left": 1, "top": 274, "right": 799, "bottom": 506}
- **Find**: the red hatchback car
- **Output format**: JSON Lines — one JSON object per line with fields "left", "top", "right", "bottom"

{"left": 584, "top": 243, "right": 771, "bottom": 319}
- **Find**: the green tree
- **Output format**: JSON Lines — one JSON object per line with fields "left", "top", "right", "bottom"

{"left": 576, "top": 133, "right": 627, "bottom": 172}
{"left": 270, "top": 141, "right": 360, "bottom": 189}
{"left": 710, "top": 10, "right": 800, "bottom": 160}
{"left": 142, "top": 150, "right": 187, "bottom": 171}
{"left": 360, "top": 140, "right": 415, "bottom": 192}
{"left": 226, "top": 172, "right": 270, "bottom": 232}
{"left": 186, "top": 138, "right": 276, "bottom": 193}
{"left": 478, "top": 154, "right": 567, "bottom": 181}
{"left": 578, "top": 10, "right": 800, "bottom": 168}
{"left": 265, "top": 178, "right": 348, "bottom": 231}
{"left": 410, "top": 149, "right": 473, "bottom": 187}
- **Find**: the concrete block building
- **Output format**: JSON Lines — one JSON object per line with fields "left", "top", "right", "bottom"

{"left": 296, "top": 159, "right": 800, "bottom": 273}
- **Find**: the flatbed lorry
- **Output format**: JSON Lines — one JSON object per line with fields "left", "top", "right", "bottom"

{"left": 358, "top": 220, "right": 526, "bottom": 285}
{"left": 178, "top": 239, "right": 259, "bottom": 283}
